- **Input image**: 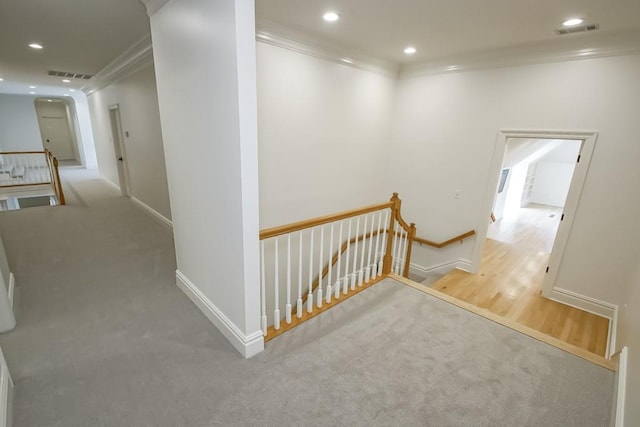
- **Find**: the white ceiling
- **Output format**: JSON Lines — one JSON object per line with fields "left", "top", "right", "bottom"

{"left": 256, "top": 0, "right": 640, "bottom": 64}
{"left": 0, "top": 0, "right": 149, "bottom": 93}
{"left": 1, "top": 0, "right": 640, "bottom": 95}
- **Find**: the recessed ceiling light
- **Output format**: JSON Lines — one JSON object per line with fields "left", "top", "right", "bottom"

{"left": 69, "top": 89, "right": 76, "bottom": 92}
{"left": 563, "top": 18, "right": 584, "bottom": 27}
{"left": 28, "top": 42, "right": 44, "bottom": 49}
{"left": 29, "top": 85, "right": 36, "bottom": 89}
{"left": 62, "top": 79, "right": 71, "bottom": 83}
{"left": 0, "top": 78, "right": 4, "bottom": 82}
{"left": 323, "top": 12, "right": 340, "bottom": 22}
{"left": 29, "top": 91, "right": 35, "bottom": 94}
{"left": 404, "top": 46, "right": 417, "bottom": 55}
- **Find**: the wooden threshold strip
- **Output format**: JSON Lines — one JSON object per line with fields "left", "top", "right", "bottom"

{"left": 264, "top": 275, "right": 387, "bottom": 342}
{"left": 389, "top": 273, "right": 618, "bottom": 371}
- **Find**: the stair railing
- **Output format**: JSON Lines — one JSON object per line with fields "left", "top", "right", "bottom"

{"left": 0, "top": 150, "right": 65, "bottom": 205}
{"left": 259, "top": 193, "right": 415, "bottom": 340}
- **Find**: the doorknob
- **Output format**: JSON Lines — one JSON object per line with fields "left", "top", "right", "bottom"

{"left": 118, "top": 157, "right": 123, "bottom": 161}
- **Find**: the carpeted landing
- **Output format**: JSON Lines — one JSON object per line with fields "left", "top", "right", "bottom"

{"left": 0, "top": 170, "right": 614, "bottom": 426}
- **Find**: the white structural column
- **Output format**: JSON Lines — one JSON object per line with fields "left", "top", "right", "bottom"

{"left": 145, "top": 0, "right": 263, "bottom": 358}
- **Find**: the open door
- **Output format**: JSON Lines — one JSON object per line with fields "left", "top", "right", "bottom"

{"left": 108, "top": 105, "right": 131, "bottom": 197}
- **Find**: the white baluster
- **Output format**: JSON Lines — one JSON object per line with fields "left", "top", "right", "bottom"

{"left": 297, "top": 231, "right": 303, "bottom": 318}
{"left": 273, "top": 237, "right": 280, "bottom": 330}
{"left": 334, "top": 221, "right": 343, "bottom": 299}
{"left": 365, "top": 212, "right": 375, "bottom": 283}
{"left": 395, "top": 229, "right": 406, "bottom": 274}
{"left": 358, "top": 215, "right": 367, "bottom": 286}
{"left": 372, "top": 211, "right": 382, "bottom": 279}
{"left": 326, "top": 223, "right": 334, "bottom": 304}
{"left": 307, "top": 228, "right": 314, "bottom": 313}
{"left": 351, "top": 216, "right": 360, "bottom": 290}
{"left": 260, "top": 241, "right": 267, "bottom": 336}
{"left": 392, "top": 221, "right": 401, "bottom": 274}
{"left": 343, "top": 219, "right": 352, "bottom": 295}
{"left": 286, "top": 234, "right": 292, "bottom": 324}
{"left": 317, "top": 225, "right": 324, "bottom": 308}
{"left": 378, "top": 210, "right": 389, "bottom": 276}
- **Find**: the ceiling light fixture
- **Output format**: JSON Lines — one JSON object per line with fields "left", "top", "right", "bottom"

{"left": 62, "top": 79, "right": 71, "bottom": 83}
{"left": 341, "top": 58, "right": 354, "bottom": 64}
{"left": 69, "top": 89, "right": 76, "bottom": 92}
{"left": 29, "top": 85, "right": 36, "bottom": 89}
{"left": 323, "top": 11, "right": 340, "bottom": 22}
{"left": 28, "top": 42, "right": 44, "bottom": 49}
{"left": 29, "top": 91, "right": 35, "bottom": 94}
{"left": 47, "top": 99, "right": 52, "bottom": 102}
{"left": 0, "top": 78, "right": 4, "bottom": 82}
{"left": 404, "top": 46, "right": 417, "bottom": 55}
{"left": 563, "top": 18, "right": 584, "bottom": 27}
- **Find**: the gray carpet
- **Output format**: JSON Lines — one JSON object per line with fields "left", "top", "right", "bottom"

{"left": 0, "top": 169, "right": 614, "bottom": 427}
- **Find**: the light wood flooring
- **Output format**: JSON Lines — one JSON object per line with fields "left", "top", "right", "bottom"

{"left": 430, "top": 204, "right": 610, "bottom": 357}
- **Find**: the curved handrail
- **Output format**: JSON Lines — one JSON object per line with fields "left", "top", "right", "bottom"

{"left": 413, "top": 230, "right": 476, "bottom": 248}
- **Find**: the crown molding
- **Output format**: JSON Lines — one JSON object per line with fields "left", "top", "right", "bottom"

{"left": 82, "top": 34, "right": 153, "bottom": 95}
{"left": 256, "top": 20, "right": 399, "bottom": 78}
{"left": 140, "top": 0, "right": 171, "bottom": 16}
{"left": 401, "top": 29, "right": 640, "bottom": 79}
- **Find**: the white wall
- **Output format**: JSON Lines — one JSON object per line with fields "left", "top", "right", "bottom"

{"left": 148, "top": 0, "right": 262, "bottom": 356}
{"left": 391, "top": 54, "right": 640, "bottom": 306}
{"left": 88, "top": 63, "right": 171, "bottom": 221}
{"left": 0, "top": 94, "right": 43, "bottom": 151}
{"left": 256, "top": 42, "right": 396, "bottom": 228}
{"left": 530, "top": 162, "right": 575, "bottom": 207}
{"left": 617, "top": 265, "right": 640, "bottom": 425}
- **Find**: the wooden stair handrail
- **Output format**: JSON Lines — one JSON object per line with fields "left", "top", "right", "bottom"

{"left": 259, "top": 201, "right": 394, "bottom": 240}
{"left": 413, "top": 230, "right": 476, "bottom": 248}
{"left": 0, "top": 150, "right": 47, "bottom": 155}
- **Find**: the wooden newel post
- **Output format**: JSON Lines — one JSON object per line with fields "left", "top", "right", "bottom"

{"left": 402, "top": 223, "right": 416, "bottom": 278}
{"left": 53, "top": 157, "right": 66, "bottom": 205}
{"left": 382, "top": 193, "right": 400, "bottom": 275}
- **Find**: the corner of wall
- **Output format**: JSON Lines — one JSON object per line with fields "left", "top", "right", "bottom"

{"left": 175, "top": 270, "right": 264, "bottom": 358}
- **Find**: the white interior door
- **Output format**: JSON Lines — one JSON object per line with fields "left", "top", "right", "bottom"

{"left": 36, "top": 101, "right": 76, "bottom": 160}
{"left": 108, "top": 106, "right": 131, "bottom": 196}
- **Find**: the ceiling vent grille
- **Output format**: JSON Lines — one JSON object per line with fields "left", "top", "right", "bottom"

{"left": 556, "top": 24, "right": 600, "bottom": 35}
{"left": 47, "top": 70, "right": 93, "bottom": 80}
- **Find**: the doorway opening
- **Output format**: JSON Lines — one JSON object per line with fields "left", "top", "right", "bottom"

{"left": 489, "top": 137, "right": 582, "bottom": 254}
{"left": 108, "top": 105, "right": 131, "bottom": 197}
{"left": 34, "top": 98, "right": 81, "bottom": 165}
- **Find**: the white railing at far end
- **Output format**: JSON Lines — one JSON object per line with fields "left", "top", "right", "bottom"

{"left": 0, "top": 150, "right": 66, "bottom": 205}
{"left": 259, "top": 193, "right": 415, "bottom": 341}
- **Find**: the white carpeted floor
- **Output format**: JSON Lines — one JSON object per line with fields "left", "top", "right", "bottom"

{"left": 0, "top": 169, "right": 614, "bottom": 426}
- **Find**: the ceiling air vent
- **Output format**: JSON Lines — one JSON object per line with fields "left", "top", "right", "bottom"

{"left": 47, "top": 70, "right": 93, "bottom": 80}
{"left": 556, "top": 24, "right": 600, "bottom": 35}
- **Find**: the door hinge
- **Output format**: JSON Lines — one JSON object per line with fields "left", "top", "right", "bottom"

{"left": 577, "top": 154, "right": 581, "bottom": 163}
{"left": 545, "top": 266, "right": 550, "bottom": 273}
{"left": 560, "top": 213, "right": 564, "bottom": 221}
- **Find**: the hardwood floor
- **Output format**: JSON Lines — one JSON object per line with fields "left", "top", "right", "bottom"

{"left": 430, "top": 204, "right": 610, "bottom": 357}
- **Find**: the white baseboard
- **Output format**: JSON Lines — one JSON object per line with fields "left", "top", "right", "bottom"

{"left": 548, "top": 287, "right": 617, "bottom": 319}
{"left": 613, "top": 347, "right": 628, "bottom": 427}
{"left": 0, "top": 347, "right": 13, "bottom": 427}
{"left": 175, "top": 270, "right": 264, "bottom": 358}
{"left": 131, "top": 197, "right": 172, "bottom": 229}
{"left": 410, "top": 258, "right": 472, "bottom": 278}
{"left": 7, "top": 274, "right": 14, "bottom": 309}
